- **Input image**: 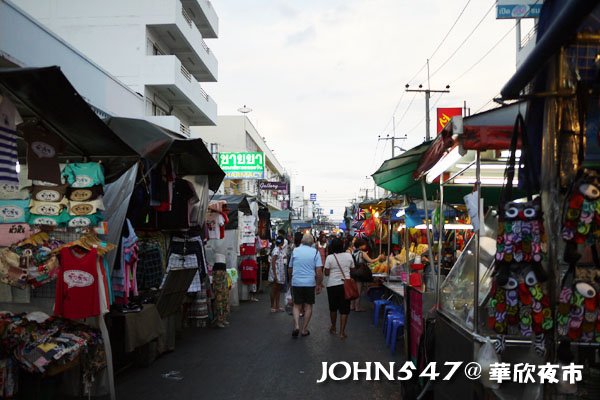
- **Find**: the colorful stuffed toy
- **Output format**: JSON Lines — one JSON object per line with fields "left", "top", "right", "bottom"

{"left": 488, "top": 197, "right": 552, "bottom": 356}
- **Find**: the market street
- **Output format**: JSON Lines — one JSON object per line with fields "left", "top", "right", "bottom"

{"left": 116, "top": 294, "right": 401, "bottom": 400}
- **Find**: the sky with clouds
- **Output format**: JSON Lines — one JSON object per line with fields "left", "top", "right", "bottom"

{"left": 201, "top": 0, "right": 531, "bottom": 221}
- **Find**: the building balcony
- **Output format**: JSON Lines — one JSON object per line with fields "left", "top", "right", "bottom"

{"left": 142, "top": 55, "right": 217, "bottom": 126}
{"left": 147, "top": 0, "right": 218, "bottom": 82}
{"left": 181, "top": 0, "right": 219, "bottom": 39}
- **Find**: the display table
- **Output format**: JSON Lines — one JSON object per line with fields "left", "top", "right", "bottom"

{"left": 383, "top": 281, "right": 405, "bottom": 298}
{"left": 107, "top": 304, "right": 165, "bottom": 370}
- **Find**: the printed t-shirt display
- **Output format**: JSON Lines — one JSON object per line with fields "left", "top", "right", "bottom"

{"left": 24, "top": 126, "right": 64, "bottom": 185}
{"left": 62, "top": 162, "right": 105, "bottom": 188}
{"left": 55, "top": 247, "right": 101, "bottom": 319}
{"left": 66, "top": 214, "right": 104, "bottom": 228}
{"left": 67, "top": 185, "right": 104, "bottom": 202}
{"left": 29, "top": 210, "right": 69, "bottom": 227}
{"left": 0, "top": 199, "right": 30, "bottom": 223}
{"left": 240, "top": 258, "right": 258, "bottom": 285}
{"left": 31, "top": 184, "right": 68, "bottom": 202}
{"left": 239, "top": 215, "right": 256, "bottom": 244}
{"left": 68, "top": 198, "right": 105, "bottom": 216}
{"left": 0, "top": 97, "right": 22, "bottom": 187}
{"left": 29, "top": 198, "right": 69, "bottom": 216}
{"left": 206, "top": 212, "right": 225, "bottom": 239}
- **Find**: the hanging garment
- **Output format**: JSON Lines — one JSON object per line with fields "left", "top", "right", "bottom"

{"left": 156, "top": 178, "right": 198, "bottom": 229}
{"left": 29, "top": 210, "right": 69, "bottom": 227}
{"left": 136, "top": 241, "right": 164, "bottom": 290}
{"left": 112, "top": 219, "right": 139, "bottom": 304}
{"left": 206, "top": 211, "right": 226, "bottom": 240}
{"left": 165, "top": 236, "right": 208, "bottom": 293}
{"left": 24, "top": 126, "right": 64, "bottom": 184}
{"left": 0, "top": 97, "right": 22, "bottom": 187}
{"left": 239, "top": 215, "right": 256, "bottom": 245}
{"left": 29, "top": 198, "right": 69, "bottom": 216}
{"left": 55, "top": 247, "right": 101, "bottom": 319}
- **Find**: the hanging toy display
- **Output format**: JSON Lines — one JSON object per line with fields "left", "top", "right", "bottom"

{"left": 557, "top": 169, "right": 600, "bottom": 343}
{"left": 487, "top": 114, "right": 553, "bottom": 357}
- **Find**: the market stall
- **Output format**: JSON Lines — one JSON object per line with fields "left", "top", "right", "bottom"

{"left": 0, "top": 66, "right": 144, "bottom": 399}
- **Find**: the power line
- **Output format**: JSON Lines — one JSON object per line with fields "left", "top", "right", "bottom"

{"left": 450, "top": 23, "right": 516, "bottom": 85}
{"left": 428, "top": 2, "right": 496, "bottom": 81}
{"left": 428, "top": 0, "right": 472, "bottom": 61}
{"left": 395, "top": 92, "right": 418, "bottom": 128}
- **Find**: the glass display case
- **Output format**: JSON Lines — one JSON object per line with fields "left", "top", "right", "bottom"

{"left": 439, "top": 209, "right": 498, "bottom": 330}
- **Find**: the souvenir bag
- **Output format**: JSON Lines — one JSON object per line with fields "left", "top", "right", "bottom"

{"left": 557, "top": 118, "right": 600, "bottom": 342}
{"left": 487, "top": 113, "right": 552, "bottom": 356}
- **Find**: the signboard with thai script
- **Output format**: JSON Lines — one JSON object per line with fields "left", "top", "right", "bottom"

{"left": 310, "top": 193, "right": 317, "bottom": 201}
{"left": 497, "top": 0, "right": 543, "bottom": 19}
{"left": 437, "top": 107, "right": 462, "bottom": 134}
{"left": 259, "top": 181, "right": 288, "bottom": 191}
{"left": 218, "top": 152, "right": 265, "bottom": 179}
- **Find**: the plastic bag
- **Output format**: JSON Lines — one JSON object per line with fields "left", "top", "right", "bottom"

{"left": 285, "top": 287, "right": 292, "bottom": 304}
{"left": 478, "top": 338, "right": 500, "bottom": 390}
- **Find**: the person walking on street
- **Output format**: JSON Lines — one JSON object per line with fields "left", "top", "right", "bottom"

{"left": 324, "top": 238, "right": 354, "bottom": 340}
{"left": 288, "top": 233, "right": 324, "bottom": 338}
{"left": 351, "top": 238, "right": 384, "bottom": 312}
{"left": 269, "top": 236, "right": 286, "bottom": 312}
{"left": 316, "top": 231, "right": 328, "bottom": 265}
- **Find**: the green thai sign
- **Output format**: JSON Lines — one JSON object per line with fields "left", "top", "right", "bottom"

{"left": 218, "top": 152, "right": 265, "bottom": 179}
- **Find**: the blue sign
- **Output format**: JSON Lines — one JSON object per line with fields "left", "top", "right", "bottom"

{"left": 309, "top": 193, "right": 317, "bottom": 201}
{"left": 330, "top": 209, "right": 334, "bottom": 215}
{"left": 497, "top": 4, "right": 542, "bottom": 19}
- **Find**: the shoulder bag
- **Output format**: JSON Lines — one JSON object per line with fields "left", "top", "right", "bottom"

{"left": 333, "top": 254, "right": 359, "bottom": 301}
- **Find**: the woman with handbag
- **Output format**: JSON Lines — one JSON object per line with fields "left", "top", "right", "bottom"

{"left": 351, "top": 238, "right": 384, "bottom": 312}
{"left": 324, "top": 238, "right": 356, "bottom": 340}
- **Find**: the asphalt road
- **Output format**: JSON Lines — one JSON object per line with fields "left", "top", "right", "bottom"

{"left": 116, "top": 289, "right": 404, "bottom": 400}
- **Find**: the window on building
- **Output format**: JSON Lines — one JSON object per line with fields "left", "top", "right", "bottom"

{"left": 245, "top": 133, "right": 259, "bottom": 152}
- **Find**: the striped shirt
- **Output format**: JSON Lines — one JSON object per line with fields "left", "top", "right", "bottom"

{"left": 0, "top": 98, "right": 22, "bottom": 186}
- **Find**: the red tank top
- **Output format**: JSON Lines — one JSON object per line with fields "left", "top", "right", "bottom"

{"left": 55, "top": 247, "right": 100, "bottom": 319}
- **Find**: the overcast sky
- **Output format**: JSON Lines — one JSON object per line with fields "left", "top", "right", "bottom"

{"left": 202, "top": 0, "right": 529, "bottom": 221}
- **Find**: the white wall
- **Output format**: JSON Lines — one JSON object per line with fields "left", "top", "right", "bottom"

{"left": 0, "top": 0, "right": 144, "bottom": 117}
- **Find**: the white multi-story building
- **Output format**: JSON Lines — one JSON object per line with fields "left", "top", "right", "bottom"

{"left": 192, "top": 116, "right": 288, "bottom": 211}
{"left": 12, "top": 0, "right": 219, "bottom": 136}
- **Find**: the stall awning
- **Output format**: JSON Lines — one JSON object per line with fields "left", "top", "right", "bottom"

{"left": 104, "top": 117, "right": 225, "bottom": 191}
{"left": 271, "top": 210, "right": 292, "bottom": 221}
{"left": 210, "top": 194, "right": 251, "bottom": 229}
{"left": 371, "top": 141, "right": 433, "bottom": 194}
{"left": 0, "top": 66, "right": 140, "bottom": 182}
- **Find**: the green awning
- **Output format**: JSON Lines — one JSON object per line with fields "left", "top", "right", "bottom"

{"left": 371, "top": 141, "right": 432, "bottom": 194}
{"left": 372, "top": 141, "right": 516, "bottom": 206}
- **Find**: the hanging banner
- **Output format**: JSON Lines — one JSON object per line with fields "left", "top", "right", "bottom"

{"left": 218, "top": 152, "right": 265, "bottom": 179}
{"left": 496, "top": 0, "right": 543, "bottom": 19}
{"left": 437, "top": 107, "right": 463, "bottom": 134}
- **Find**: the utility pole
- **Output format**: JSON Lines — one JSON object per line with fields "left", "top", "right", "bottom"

{"left": 405, "top": 59, "right": 450, "bottom": 141}
{"left": 378, "top": 116, "right": 407, "bottom": 158}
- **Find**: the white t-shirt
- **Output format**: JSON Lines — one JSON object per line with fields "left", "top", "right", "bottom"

{"left": 206, "top": 212, "right": 225, "bottom": 239}
{"left": 324, "top": 252, "right": 354, "bottom": 288}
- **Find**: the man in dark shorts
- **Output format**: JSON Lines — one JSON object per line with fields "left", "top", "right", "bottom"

{"left": 288, "top": 233, "right": 323, "bottom": 338}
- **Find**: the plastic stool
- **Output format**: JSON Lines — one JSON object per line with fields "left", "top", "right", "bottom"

{"left": 373, "top": 299, "right": 392, "bottom": 326}
{"left": 389, "top": 319, "right": 405, "bottom": 354}
{"left": 386, "top": 313, "right": 405, "bottom": 348}
{"left": 382, "top": 305, "right": 403, "bottom": 333}
{"left": 383, "top": 310, "right": 404, "bottom": 338}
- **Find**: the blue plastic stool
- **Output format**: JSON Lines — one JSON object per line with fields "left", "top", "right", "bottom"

{"left": 382, "top": 305, "right": 403, "bottom": 334}
{"left": 373, "top": 299, "right": 392, "bottom": 326}
{"left": 385, "top": 312, "right": 405, "bottom": 347}
{"left": 389, "top": 318, "right": 405, "bottom": 354}
{"left": 383, "top": 310, "right": 403, "bottom": 338}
